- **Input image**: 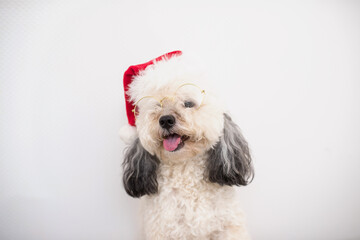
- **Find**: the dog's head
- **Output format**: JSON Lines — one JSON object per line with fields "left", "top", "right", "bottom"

{"left": 122, "top": 53, "right": 253, "bottom": 198}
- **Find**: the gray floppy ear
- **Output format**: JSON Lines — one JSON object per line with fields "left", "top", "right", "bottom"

{"left": 122, "top": 138, "right": 159, "bottom": 198}
{"left": 207, "top": 113, "right": 254, "bottom": 186}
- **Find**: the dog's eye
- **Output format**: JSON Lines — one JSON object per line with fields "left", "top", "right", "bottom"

{"left": 184, "top": 101, "right": 195, "bottom": 108}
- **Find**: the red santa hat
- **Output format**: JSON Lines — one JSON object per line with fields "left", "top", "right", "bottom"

{"left": 119, "top": 50, "right": 182, "bottom": 144}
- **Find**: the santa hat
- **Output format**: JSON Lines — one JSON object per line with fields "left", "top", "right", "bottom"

{"left": 119, "top": 50, "right": 182, "bottom": 144}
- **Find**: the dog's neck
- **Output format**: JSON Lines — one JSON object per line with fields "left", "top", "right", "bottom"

{"left": 158, "top": 152, "right": 208, "bottom": 184}
{"left": 159, "top": 150, "right": 207, "bottom": 166}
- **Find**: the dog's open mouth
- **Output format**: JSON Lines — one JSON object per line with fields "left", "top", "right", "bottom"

{"left": 163, "top": 134, "right": 189, "bottom": 152}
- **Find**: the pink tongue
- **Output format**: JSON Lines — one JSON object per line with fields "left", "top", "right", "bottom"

{"left": 163, "top": 135, "right": 181, "bottom": 152}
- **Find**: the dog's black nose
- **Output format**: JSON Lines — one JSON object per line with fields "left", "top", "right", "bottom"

{"left": 159, "top": 115, "right": 176, "bottom": 129}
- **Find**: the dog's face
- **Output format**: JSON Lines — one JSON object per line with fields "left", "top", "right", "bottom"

{"left": 133, "top": 82, "right": 224, "bottom": 162}
{"left": 122, "top": 56, "right": 253, "bottom": 198}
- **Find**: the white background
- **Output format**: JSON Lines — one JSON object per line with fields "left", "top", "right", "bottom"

{"left": 1, "top": 1, "right": 359, "bottom": 239}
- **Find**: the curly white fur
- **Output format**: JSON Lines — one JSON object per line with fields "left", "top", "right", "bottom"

{"left": 142, "top": 154, "right": 250, "bottom": 240}
{"left": 121, "top": 53, "right": 253, "bottom": 240}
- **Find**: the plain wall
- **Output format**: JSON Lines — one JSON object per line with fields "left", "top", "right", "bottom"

{"left": 1, "top": 1, "right": 359, "bottom": 239}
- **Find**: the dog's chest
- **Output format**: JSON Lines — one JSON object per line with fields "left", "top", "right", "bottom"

{"left": 143, "top": 159, "right": 233, "bottom": 239}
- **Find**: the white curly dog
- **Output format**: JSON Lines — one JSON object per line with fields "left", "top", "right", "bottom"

{"left": 120, "top": 51, "right": 254, "bottom": 240}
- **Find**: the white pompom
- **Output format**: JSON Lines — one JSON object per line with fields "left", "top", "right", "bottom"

{"left": 119, "top": 124, "right": 138, "bottom": 145}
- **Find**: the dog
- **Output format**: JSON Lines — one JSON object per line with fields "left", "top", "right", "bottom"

{"left": 120, "top": 51, "right": 253, "bottom": 240}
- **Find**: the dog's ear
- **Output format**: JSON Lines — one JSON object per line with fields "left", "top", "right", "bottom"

{"left": 122, "top": 138, "right": 159, "bottom": 198}
{"left": 206, "top": 113, "right": 254, "bottom": 186}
